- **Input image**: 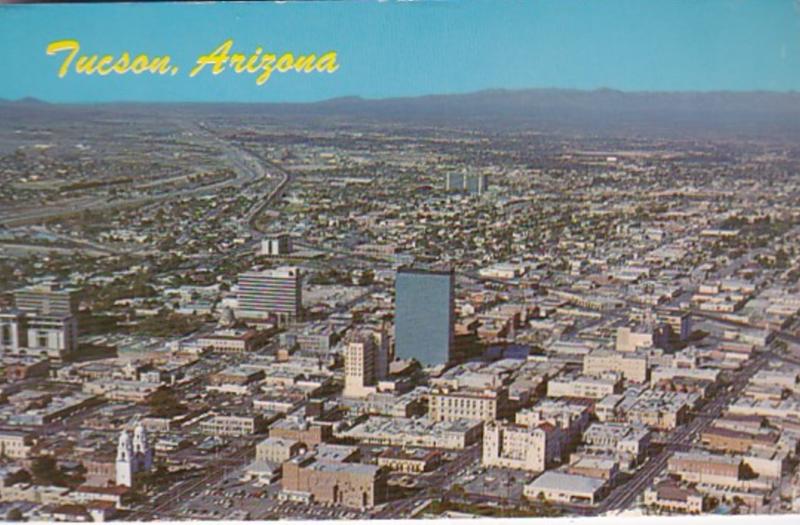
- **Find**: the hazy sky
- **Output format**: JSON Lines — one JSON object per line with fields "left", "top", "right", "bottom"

{"left": 0, "top": 0, "right": 798, "bottom": 102}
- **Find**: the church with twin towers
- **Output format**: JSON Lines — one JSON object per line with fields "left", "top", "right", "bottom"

{"left": 116, "top": 423, "right": 154, "bottom": 488}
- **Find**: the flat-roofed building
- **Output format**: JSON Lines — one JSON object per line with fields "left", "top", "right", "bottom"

{"left": 340, "top": 416, "right": 482, "bottom": 450}
{"left": 547, "top": 373, "right": 622, "bottom": 400}
{"left": 261, "top": 233, "right": 293, "bottom": 257}
{"left": 0, "top": 430, "right": 34, "bottom": 459}
{"left": 582, "top": 422, "right": 651, "bottom": 464}
{"left": 83, "top": 454, "right": 117, "bottom": 487}
{"left": 428, "top": 385, "right": 509, "bottom": 423}
{"left": 656, "top": 308, "right": 692, "bottom": 342}
{"left": 344, "top": 330, "right": 389, "bottom": 398}
{"left": 583, "top": 350, "right": 649, "bottom": 383}
{"left": 701, "top": 425, "right": 778, "bottom": 454}
{"left": 644, "top": 481, "right": 704, "bottom": 513}
{"left": 24, "top": 314, "right": 78, "bottom": 359}
{"left": 523, "top": 471, "right": 607, "bottom": 505}
{"left": 14, "top": 282, "right": 80, "bottom": 317}
{"left": 565, "top": 457, "right": 619, "bottom": 481}
{"left": 4, "top": 356, "right": 49, "bottom": 381}
{"left": 482, "top": 421, "right": 561, "bottom": 472}
{"left": 376, "top": 448, "right": 442, "bottom": 473}
{"left": 256, "top": 437, "right": 305, "bottom": 464}
{"left": 596, "top": 387, "right": 695, "bottom": 430}
{"left": 237, "top": 267, "right": 302, "bottom": 323}
{"left": 395, "top": 267, "right": 454, "bottom": 366}
{"left": 198, "top": 329, "right": 266, "bottom": 353}
{"left": 0, "top": 310, "right": 28, "bottom": 352}
{"left": 1, "top": 310, "right": 77, "bottom": 359}
{"left": 200, "top": 414, "right": 268, "bottom": 437}
{"left": 515, "top": 399, "right": 591, "bottom": 447}
{"left": 667, "top": 451, "right": 746, "bottom": 486}
{"left": 269, "top": 418, "right": 333, "bottom": 446}
{"left": 650, "top": 366, "right": 719, "bottom": 385}
{"left": 281, "top": 452, "right": 387, "bottom": 509}
{"left": 616, "top": 323, "right": 669, "bottom": 353}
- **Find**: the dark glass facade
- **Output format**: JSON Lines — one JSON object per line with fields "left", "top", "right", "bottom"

{"left": 394, "top": 268, "right": 454, "bottom": 366}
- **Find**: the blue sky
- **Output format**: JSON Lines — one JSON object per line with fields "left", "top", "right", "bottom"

{"left": 0, "top": 0, "right": 798, "bottom": 103}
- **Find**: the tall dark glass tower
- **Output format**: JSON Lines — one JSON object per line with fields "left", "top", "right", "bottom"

{"left": 394, "top": 267, "right": 455, "bottom": 366}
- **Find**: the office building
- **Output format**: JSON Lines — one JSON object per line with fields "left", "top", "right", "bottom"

{"left": 13, "top": 282, "right": 80, "bottom": 317}
{"left": 281, "top": 450, "right": 387, "bottom": 509}
{"left": 376, "top": 448, "right": 442, "bottom": 473}
{"left": 261, "top": 233, "right": 293, "bottom": 256}
{"left": 616, "top": 323, "right": 670, "bottom": 352}
{"left": 344, "top": 330, "right": 389, "bottom": 398}
{"left": 482, "top": 421, "right": 561, "bottom": 472}
{"left": 445, "top": 172, "right": 488, "bottom": 196}
{"left": 583, "top": 350, "right": 649, "bottom": 383}
{"left": 200, "top": 414, "right": 268, "bottom": 436}
{"left": 547, "top": 373, "right": 623, "bottom": 399}
{"left": 428, "top": 385, "right": 509, "bottom": 423}
{"left": 0, "top": 309, "right": 78, "bottom": 359}
{"left": 667, "top": 450, "right": 746, "bottom": 487}
{"left": 395, "top": 267, "right": 454, "bottom": 366}
{"left": 0, "top": 309, "right": 27, "bottom": 352}
{"left": 237, "top": 266, "right": 302, "bottom": 323}
{"left": 26, "top": 314, "right": 78, "bottom": 358}
{"left": 0, "top": 430, "right": 34, "bottom": 459}
{"left": 656, "top": 308, "right": 692, "bottom": 341}
{"left": 256, "top": 437, "right": 305, "bottom": 464}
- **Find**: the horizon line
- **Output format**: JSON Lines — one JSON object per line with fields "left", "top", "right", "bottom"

{"left": 4, "top": 86, "right": 800, "bottom": 106}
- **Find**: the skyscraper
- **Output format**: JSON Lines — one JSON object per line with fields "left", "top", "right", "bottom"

{"left": 343, "top": 328, "right": 390, "bottom": 398}
{"left": 465, "top": 173, "right": 488, "bottom": 195}
{"left": 13, "top": 282, "right": 80, "bottom": 317}
{"left": 5, "top": 282, "right": 80, "bottom": 359}
{"left": 261, "top": 233, "right": 293, "bottom": 256}
{"left": 344, "top": 332, "right": 376, "bottom": 398}
{"left": 444, "top": 172, "right": 488, "bottom": 196}
{"left": 237, "top": 266, "right": 302, "bottom": 323}
{"left": 394, "top": 267, "right": 455, "bottom": 366}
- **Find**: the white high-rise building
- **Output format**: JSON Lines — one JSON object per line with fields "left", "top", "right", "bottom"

{"left": 115, "top": 423, "right": 153, "bottom": 487}
{"left": 0, "top": 309, "right": 77, "bottom": 360}
{"left": 343, "top": 329, "right": 389, "bottom": 398}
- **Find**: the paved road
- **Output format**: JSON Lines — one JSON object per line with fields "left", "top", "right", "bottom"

{"left": 126, "top": 439, "right": 256, "bottom": 521}
{"left": 371, "top": 444, "right": 482, "bottom": 519}
{"left": 595, "top": 350, "right": 770, "bottom": 514}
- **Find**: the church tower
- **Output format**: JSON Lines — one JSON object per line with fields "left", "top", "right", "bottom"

{"left": 115, "top": 431, "right": 134, "bottom": 487}
{"left": 133, "top": 423, "right": 153, "bottom": 472}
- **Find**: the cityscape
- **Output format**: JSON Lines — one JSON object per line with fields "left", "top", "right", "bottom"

{"left": 1, "top": 89, "right": 800, "bottom": 522}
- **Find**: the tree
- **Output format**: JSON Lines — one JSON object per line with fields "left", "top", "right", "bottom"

{"left": 7, "top": 469, "right": 31, "bottom": 486}
{"left": 31, "top": 456, "right": 66, "bottom": 486}
{"left": 5, "top": 508, "right": 23, "bottom": 521}
{"left": 147, "top": 389, "right": 186, "bottom": 418}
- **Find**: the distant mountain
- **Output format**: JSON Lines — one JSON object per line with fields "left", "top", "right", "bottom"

{"left": 276, "top": 89, "right": 800, "bottom": 138}
{"left": 2, "top": 89, "right": 800, "bottom": 139}
{"left": 12, "top": 96, "right": 49, "bottom": 105}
